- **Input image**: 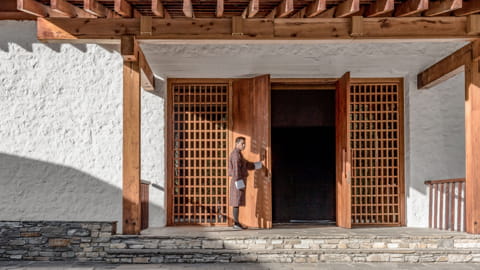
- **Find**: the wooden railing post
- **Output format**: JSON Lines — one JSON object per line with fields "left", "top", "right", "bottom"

{"left": 425, "top": 178, "right": 465, "bottom": 232}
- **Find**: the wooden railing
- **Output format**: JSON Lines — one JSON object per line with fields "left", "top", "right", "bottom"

{"left": 425, "top": 178, "right": 465, "bottom": 232}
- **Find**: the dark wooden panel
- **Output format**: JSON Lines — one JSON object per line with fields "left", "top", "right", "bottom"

{"left": 140, "top": 183, "right": 149, "bottom": 230}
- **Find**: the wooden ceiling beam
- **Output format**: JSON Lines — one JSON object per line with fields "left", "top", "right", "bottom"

{"left": 335, "top": 0, "right": 360, "bottom": 18}
{"left": 84, "top": 0, "right": 117, "bottom": 18}
{"left": 115, "top": 0, "right": 132, "bottom": 17}
{"left": 244, "top": 0, "right": 260, "bottom": 18}
{"left": 17, "top": 0, "right": 48, "bottom": 17}
{"left": 304, "top": 0, "right": 327, "bottom": 18}
{"left": 395, "top": 0, "right": 429, "bottom": 17}
{"left": 365, "top": 0, "right": 394, "bottom": 17}
{"left": 152, "top": 0, "right": 171, "bottom": 18}
{"left": 51, "top": 0, "right": 96, "bottom": 18}
{"left": 267, "top": 0, "right": 294, "bottom": 19}
{"left": 38, "top": 17, "right": 477, "bottom": 42}
{"left": 417, "top": 42, "right": 472, "bottom": 89}
{"left": 424, "top": 0, "right": 462, "bottom": 17}
{"left": 454, "top": 0, "right": 480, "bottom": 16}
{"left": 217, "top": 0, "right": 224, "bottom": 17}
{"left": 183, "top": 0, "right": 194, "bottom": 18}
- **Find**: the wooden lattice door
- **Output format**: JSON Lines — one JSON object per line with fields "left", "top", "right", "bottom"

{"left": 167, "top": 80, "right": 230, "bottom": 226}
{"left": 349, "top": 78, "right": 405, "bottom": 226}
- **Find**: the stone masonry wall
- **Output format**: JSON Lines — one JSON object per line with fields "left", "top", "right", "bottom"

{"left": 0, "top": 221, "right": 116, "bottom": 261}
{"left": 2, "top": 221, "right": 480, "bottom": 263}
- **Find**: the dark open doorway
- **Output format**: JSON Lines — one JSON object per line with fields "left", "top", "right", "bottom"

{"left": 272, "top": 90, "right": 336, "bottom": 224}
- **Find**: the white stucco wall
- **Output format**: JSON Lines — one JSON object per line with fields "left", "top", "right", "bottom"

{"left": 0, "top": 21, "right": 166, "bottom": 232}
{"left": 0, "top": 19, "right": 466, "bottom": 229}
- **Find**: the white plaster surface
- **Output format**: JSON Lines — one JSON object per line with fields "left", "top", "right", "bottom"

{"left": 0, "top": 21, "right": 166, "bottom": 232}
{"left": 0, "top": 20, "right": 466, "bottom": 229}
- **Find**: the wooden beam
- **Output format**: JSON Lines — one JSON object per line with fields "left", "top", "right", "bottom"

{"left": 317, "top": 7, "right": 336, "bottom": 18}
{"left": 305, "top": 0, "right": 327, "bottom": 18}
{"left": 138, "top": 46, "right": 155, "bottom": 91}
{"left": 1, "top": 0, "right": 35, "bottom": 20}
{"left": 268, "top": 0, "right": 294, "bottom": 18}
{"left": 217, "top": 0, "right": 224, "bottom": 17}
{"left": 84, "top": 0, "right": 116, "bottom": 18}
{"left": 424, "top": 0, "right": 462, "bottom": 17}
{"left": 121, "top": 35, "right": 137, "bottom": 61}
{"left": 151, "top": 0, "right": 171, "bottom": 18}
{"left": 183, "top": 0, "right": 194, "bottom": 18}
{"left": 365, "top": 0, "right": 394, "bottom": 17}
{"left": 395, "top": 0, "right": 428, "bottom": 17}
{"left": 37, "top": 17, "right": 479, "bottom": 42}
{"left": 335, "top": 0, "right": 360, "bottom": 18}
{"left": 115, "top": 0, "right": 132, "bottom": 17}
{"left": 140, "top": 16, "right": 152, "bottom": 36}
{"left": 17, "top": 0, "right": 48, "bottom": 17}
{"left": 350, "top": 16, "right": 363, "bottom": 36}
{"left": 245, "top": 0, "right": 259, "bottom": 18}
{"left": 417, "top": 42, "right": 472, "bottom": 89}
{"left": 51, "top": 0, "right": 96, "bottom": 18}
{"left": 122, "top": 34, "right": 141, "bottom": 235}
{"left": 468, "top": 15, "right": 480, "bottom": 35}
{"left": 465, "top": 40, "right": 480, "bottom": 234}
{"left": 454, "top": 0, "right": 480, "bottom": 16}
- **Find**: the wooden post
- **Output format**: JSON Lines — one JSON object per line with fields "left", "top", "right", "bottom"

{"left": 122, "top": 35, "right": 141, "bottom": 235}
{"left": 465, "top": 40, "right": 480, "bottom": 234}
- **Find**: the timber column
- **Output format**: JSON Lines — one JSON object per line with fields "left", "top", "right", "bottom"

{"left": 465, "top": 41, "right": 480, "bottom": 234}
{"left": 122, "top": 35, "right": 141, "bottom": 234}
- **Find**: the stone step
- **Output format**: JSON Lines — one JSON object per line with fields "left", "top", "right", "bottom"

{"left": 103, "top": 248, "right": 480, "bottom": 263}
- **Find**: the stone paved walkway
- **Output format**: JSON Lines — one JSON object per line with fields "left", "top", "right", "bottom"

{"left": 1, "top": 262, "right": 480, "bottom": 270}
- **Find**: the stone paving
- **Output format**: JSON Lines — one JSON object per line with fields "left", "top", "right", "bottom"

{"left": 1, "top": 262, "right": 480, "bottom": 270}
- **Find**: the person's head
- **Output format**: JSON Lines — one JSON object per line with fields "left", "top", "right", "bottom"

{"left": 235, "top": 137, "right": 246, "bottom": 151}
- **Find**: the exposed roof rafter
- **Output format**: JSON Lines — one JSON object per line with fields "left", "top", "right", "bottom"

{"left": 84, "top": 0, "right": 116, "bottom": 18}
{"left": 216, "top": 0, "right": 224, "bottom": 17}
{"left": 305, "top": 0, "right": 327, "bottom": 18}
{"left": 244, "top": 0, "right": 260, "bottom": 18}
{"left": 152, "top": 0, "right": 171, "bottom": 18}
{"left": 183, "top": 0, "right": 194, "bottom": 18}
{"left": 454, "top": 0, "right": 480, "bottom": 16}
{"left": 267, "top": 0, "right": 294, "bottom": 19}
{"left": 335, "top": 0, "right": 360, "bottom": 18}
{"left": 365, "top": 0, "right": 394, "bottom": 17}
{"left": 424, "top": 0, "right": 462, "bottom": 17}
{"left": 395, "top": 0, "right": 428, "bottom": 17}
{"left": 51, "top": 0, "right": 96, "bottom": 18}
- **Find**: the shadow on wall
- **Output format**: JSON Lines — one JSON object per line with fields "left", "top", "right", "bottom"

{"left": 0, "top": 153, "right": 164, "bottom": 233}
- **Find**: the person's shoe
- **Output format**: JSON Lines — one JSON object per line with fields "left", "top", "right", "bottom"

{"left": 233, "top": 223, "right": 246, "bottom": 230}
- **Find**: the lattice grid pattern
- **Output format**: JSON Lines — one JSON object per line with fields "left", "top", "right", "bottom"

{"left": 171, "top": 83, "right": 229, "bottom": 225}
{"left": 350, "top": 82, "right": 402, "bottom": 225}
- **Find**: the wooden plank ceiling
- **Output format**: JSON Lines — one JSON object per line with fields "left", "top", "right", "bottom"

{"left": 9, "top": 0, "right": 480, "bottom": 19}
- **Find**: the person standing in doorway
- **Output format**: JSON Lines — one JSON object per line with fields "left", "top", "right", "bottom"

{"left": 229, "top": 136, "right": 263, "bottom": 230}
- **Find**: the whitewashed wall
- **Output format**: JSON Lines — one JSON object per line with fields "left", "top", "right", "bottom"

{"left": 0, "top": 21, "right": 166, "bottom": 232}
{"left": 0, "top": 19, "right": 466, "bottom": 230}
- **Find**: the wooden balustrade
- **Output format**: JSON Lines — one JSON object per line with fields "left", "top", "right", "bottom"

{"left": 425, "top": 178, "right": 465, "bottom": 232}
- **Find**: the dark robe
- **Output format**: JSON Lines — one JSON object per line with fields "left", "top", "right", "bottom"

{"left": 228, "top": 148, "right": 255, "bottom": 207}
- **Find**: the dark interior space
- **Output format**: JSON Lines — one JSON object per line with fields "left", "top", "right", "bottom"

{"left": 272, "top": 90, "right": 336, "bottom": 223}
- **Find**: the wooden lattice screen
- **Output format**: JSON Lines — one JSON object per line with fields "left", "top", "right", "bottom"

{"left": 350, "top": 80, "right": 404, "bottom": 226}
{"left": 168, "top": 81, "right": 230, "bottom": 225}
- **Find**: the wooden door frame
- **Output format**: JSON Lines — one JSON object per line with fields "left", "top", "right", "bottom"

{"left": 165, "top": 77, "right": 405, "bottom": 227}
